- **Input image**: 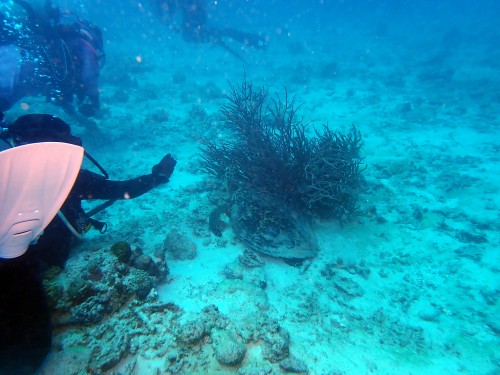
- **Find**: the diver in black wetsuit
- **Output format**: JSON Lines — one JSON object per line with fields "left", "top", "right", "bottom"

{"left": 153, "top": 0, "right": 266, "bottom": 58}
{"left": 0, "top": 113, "right": 177, "bottom": 374}
{"left": 0, "top": 1, "right": 105, "bottom": 117}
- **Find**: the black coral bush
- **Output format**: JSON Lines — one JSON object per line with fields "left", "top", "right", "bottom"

{"left": 201, "top": 80, "right": 364, "bottom": 222}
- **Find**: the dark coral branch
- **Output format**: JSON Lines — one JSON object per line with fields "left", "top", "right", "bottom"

{"left": 200, "top": 80, "right": 364, "bottom": 221}
{"left": 304, "top": 125, "right": 364, "bottom": 219}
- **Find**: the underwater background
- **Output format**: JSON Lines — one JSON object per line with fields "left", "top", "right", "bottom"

{"left": 5, "top": 0, "right": 500, "bottom": 374}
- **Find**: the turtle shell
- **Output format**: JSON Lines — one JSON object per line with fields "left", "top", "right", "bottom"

{"left": 230, "top": 188, "right": 319, "bottom": 259}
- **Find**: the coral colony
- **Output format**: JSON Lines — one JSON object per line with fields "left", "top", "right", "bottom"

{"left": 201, "top": 80, "right": 364, "bottom": 259}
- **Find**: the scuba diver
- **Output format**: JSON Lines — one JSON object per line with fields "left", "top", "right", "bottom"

{"left": 153, "top": 0, "right": 267, "bottom": 60}
{"left": 0, "top": 113, "right": 177, "bottom": 374}
{"left": 0, "top": 0, "right": 105, "bottom": 117}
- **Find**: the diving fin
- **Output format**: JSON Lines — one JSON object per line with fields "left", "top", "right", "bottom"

{"left": 0, "top": 142, "right": 84, "bottom": 258}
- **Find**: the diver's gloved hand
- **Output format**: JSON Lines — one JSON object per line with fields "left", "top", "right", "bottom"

{"left": 152, "top": 154, "right": 177, "bottom": 182}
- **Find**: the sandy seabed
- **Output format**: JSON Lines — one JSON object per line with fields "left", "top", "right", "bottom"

{"left": 8, "top": 19, "right": 498, "bottom": 375}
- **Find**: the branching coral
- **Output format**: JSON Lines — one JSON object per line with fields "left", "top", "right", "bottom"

{"left": 201, "top": 79, "right": 364, "bottom": 221}
{"left": 200, "top": 79, "right": 364, "bottom": 259}
{"left": 304, "top": 125, "right": 363, "bottom": 218}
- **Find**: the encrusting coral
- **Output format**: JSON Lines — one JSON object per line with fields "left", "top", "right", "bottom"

{"left": 110, "top": 241, "right": 132, "bottom": 263}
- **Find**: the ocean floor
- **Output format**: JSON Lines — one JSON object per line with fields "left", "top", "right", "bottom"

{"left": 7, "top": 15, "right": 499, "bottom": 375}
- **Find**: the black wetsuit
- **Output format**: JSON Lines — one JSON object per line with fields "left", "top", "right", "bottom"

{"left": 35, "top": 169, "right": 167, "bottom": 267}
{"left": 0, "top": 253, "right": 51, "bottom": 375}
{"left": 0, "top": 169, "right": 167, "bottom": 374}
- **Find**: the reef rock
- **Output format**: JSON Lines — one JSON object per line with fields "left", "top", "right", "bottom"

{"left": 163, "top": 229, "right": 197, "bottom": 260}
{"left": 178, "top": 319, "right": 207, "bottom": 344}
{"left": 280, "top": 355, "right": 309, "bottom": 373}
{"left": 212, "top": 329, "right": 247, "bottom": 366}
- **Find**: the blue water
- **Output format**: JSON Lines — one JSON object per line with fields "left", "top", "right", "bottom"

{"left": 3, "top": 0, "right": 499, "bottom": 374}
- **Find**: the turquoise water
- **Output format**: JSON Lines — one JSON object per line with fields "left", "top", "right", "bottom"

{"left": 3, "top": 1, "right": 500, "bottom": 374}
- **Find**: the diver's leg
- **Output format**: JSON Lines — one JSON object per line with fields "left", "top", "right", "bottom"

{"left": 0, "top": 254, "right": 52, "bottom": 374}
{"left": 220, "top": 28, "right": 266, "bottom": 49}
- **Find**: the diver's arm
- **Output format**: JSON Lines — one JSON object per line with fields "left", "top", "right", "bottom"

{"left": 73, "top": 170, "right": 168, "bottom": 201}
{"left": 73, "top": 154, "right": 176, "bottom": 200}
